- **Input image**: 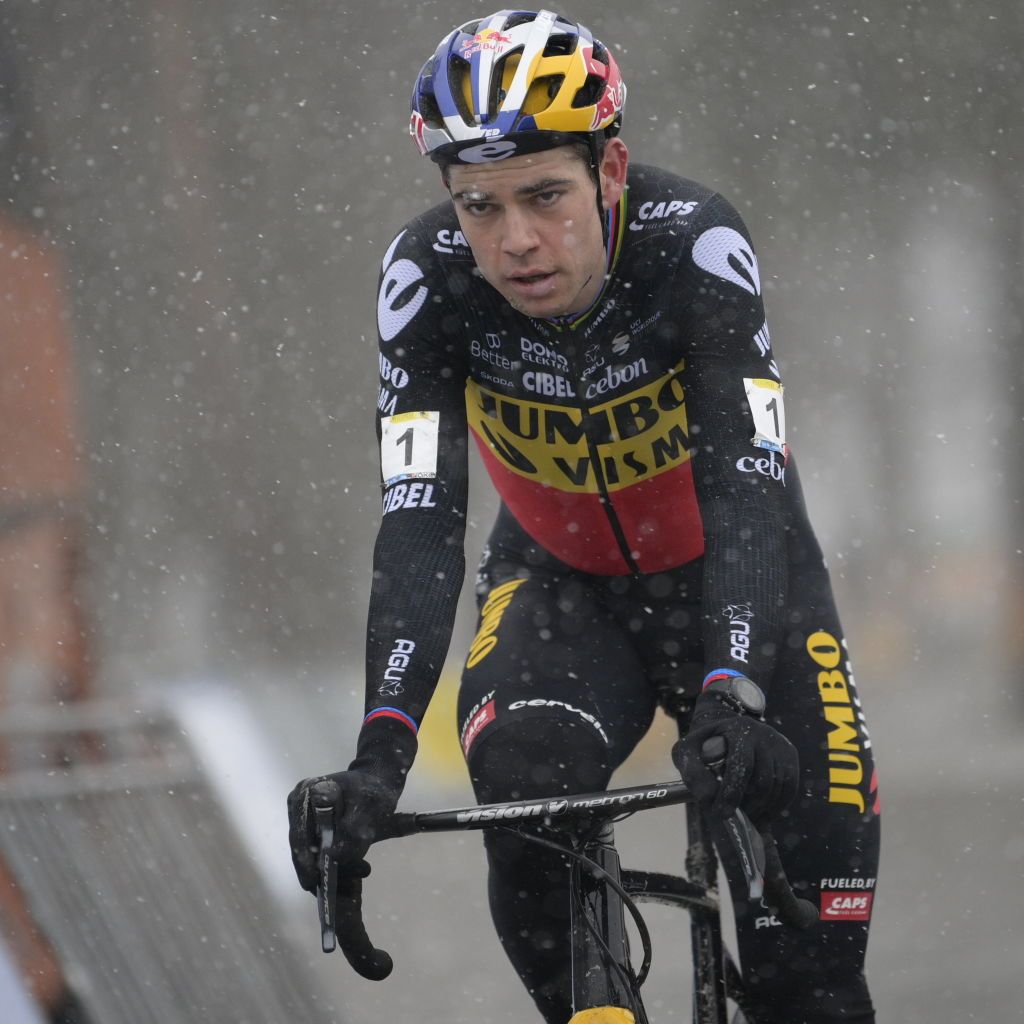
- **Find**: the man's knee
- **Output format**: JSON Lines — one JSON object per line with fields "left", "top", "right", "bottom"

{"left": 467, "top": 716, "right": 611, "bottom": 804}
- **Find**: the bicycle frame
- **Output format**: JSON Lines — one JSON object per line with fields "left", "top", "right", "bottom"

{"left": 558, "top": 789, "right": 754, "bottom": 1023}
{"left": 683, "top": 792, "right": 731, "bottom": 1023}
{"left": 385, "top": 778, "right": 712, "bottom": 1022}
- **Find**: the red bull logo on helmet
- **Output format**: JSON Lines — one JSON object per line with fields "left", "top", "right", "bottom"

{"left": 589, "top": 67, "right": 626, "bottom": 131}
{"left": 587, "top": 50, "right": 625, "bottom": 131}
{"left": 461, "top": 28, "right": 513, "bottom": 56}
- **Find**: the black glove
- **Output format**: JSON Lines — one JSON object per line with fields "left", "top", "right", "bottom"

{"left": 287, "top": 716, "right": 417, "bottom": 893}
{"left": 673, "top": 675, "right": 798, "bottom": 827}
{"left": 287, "top": 770, "right": 401, "bottom": 892}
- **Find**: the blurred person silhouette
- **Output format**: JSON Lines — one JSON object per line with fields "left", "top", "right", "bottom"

{"left": 0, "top": 41, "right": 94, "bottom": 1024}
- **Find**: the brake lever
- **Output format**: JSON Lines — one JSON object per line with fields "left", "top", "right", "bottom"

{"left": 311, "top": 780, "right": 340, "bottom": 954}
{"left": 308, "top": 779, "right": 396, "bottom": 974}
{"left": 700, "top": 736, "right": 765, "bottom": 901}
{"left": 699, "top": 735, "right": 816, "bottom": 929}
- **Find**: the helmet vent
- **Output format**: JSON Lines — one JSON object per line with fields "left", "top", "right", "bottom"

{"left": 447, "top": 61, "right": 478, "bottom": 125}
{"left": 573, "top": 75, "right": 604, "bottom": 109}
{"left": 542, "top": 34, "right": 575, "bottom": 57}
{"left": 503, "top": 13, "right": 536, "bottom": 30}
{"left": 418, "top": 90, "right": 445, "bottom": 129}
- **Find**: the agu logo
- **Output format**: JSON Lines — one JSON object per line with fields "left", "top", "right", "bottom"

{"left": 820, "top": 891, "right": 873, "bottom": 922}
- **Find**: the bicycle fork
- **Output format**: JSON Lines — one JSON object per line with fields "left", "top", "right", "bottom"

{"left": 568, "top": 821, "right": 644, "bottom": 1024}
{"left": 685, "top": 802, "right": 729, "bottom": 1024}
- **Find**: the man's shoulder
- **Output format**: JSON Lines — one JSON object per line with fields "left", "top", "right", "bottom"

{"left": 623, "top": 163, "right": 720, "bottom": 242}
{"left": 623, "top": 164, "right": 755, "bottom": 248}
{"left": 377, "top": 199, "right": 480, "bottom": 350}
{"left": 627, "top": 163, "right": 716, "bottom": 202}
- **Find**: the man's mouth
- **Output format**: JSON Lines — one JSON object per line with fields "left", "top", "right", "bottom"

{"left": 506, "top": 270, "right": 557, "bottom": 297}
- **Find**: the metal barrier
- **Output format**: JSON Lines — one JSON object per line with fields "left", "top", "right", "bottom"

{"left": 0, "top": 701, "right": 338, "bottom": 1023}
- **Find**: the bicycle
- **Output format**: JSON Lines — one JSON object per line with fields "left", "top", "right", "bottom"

{"left": 308, "top": 732, "right": 817, "bottom": 1024}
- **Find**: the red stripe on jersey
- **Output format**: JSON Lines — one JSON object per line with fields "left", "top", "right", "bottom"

{"left": 473, "top": 436, "right": 704, "bottom": 575}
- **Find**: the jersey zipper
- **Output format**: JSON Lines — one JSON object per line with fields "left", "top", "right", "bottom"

{"left": 563, "top": 337, "right": 641, "bottom": 576}
{"left": 547, "top": 194, "right": 637, "bottom": 574}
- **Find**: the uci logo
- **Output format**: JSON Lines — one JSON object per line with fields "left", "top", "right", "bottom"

{"left": 736, "top": 452, "right": 786, "bottom": 483}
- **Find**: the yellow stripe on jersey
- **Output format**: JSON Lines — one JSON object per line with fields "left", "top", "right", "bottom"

{"left": 465, "top": 360, "right": 691, "bottom": 495}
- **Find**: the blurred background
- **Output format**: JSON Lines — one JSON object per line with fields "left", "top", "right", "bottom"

{"left": 0, "top": 0, "right": 1021, "bottom": 1021}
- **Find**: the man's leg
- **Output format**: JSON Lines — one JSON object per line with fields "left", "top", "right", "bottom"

{"left": 721, "top": 562, "right": 880, "bottom": 1023}
{"left": 458, "top": 573, "right": 655, "bottom": 1023}
{"left": 472, "top": 719, "right": 611, "bottom": 1023}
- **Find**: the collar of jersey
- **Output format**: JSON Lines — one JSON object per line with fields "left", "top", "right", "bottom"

{"left": 542, "top": 187, "right": 628, "bottom": 333}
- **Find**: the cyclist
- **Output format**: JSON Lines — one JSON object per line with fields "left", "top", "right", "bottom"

{"left": 288, "top": 10, "right": 880, "bottom": 1023}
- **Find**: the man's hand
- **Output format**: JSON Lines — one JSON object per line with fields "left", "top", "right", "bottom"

{"left": 287, "top": 770, "right": 401, "bottom": 894}
{"left": 673, "top": 675, "right": 798, "bottom": 827}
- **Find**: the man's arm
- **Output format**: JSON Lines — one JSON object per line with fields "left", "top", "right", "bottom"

{"left": 288, "top": 224, "right": 469, "bottom": 894}
{"left": 671, "top": 193, "right": 799, "bottom": 825}
{"left": 678, "top": 192, "right": 790, "bottom": 694}
{"left": 353, "top": 225, "right": 470, "bottom": 784}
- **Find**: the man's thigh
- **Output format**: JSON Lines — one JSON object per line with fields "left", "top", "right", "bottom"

{"left": 457, "top": 572, "right": 658, "bottom": 792}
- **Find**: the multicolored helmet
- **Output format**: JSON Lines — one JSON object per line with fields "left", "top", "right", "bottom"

{"left": 410, "top": 9, "right": 626, "bottom": 165}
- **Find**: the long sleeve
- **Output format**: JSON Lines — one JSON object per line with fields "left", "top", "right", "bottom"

{"left": 352, "top": 224, "right": 470, "bottom": 778}
{"left": 676, "top": 193, "right": 790, "bottom": 689}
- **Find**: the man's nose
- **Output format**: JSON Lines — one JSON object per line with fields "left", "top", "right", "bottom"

{"left": 501, "top": 208, "right": 539, "bottom": 257}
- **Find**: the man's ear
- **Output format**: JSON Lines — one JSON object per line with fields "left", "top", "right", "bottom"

{"left": 599, "top": 137, "right": 629, "bottom": 207}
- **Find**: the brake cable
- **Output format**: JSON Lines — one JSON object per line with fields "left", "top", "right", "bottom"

{"left": 501, "top": 824, "right": 654, "bottom": 992}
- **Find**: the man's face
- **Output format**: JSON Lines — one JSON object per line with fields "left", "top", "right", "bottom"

{"left": 447, "top": 143, "right": 627, "bottom": 320}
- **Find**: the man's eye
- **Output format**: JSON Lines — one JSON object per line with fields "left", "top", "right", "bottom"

{"left": 535, "top": 190, "right": 562, "bottom": 206}
{"left": 463, "top": 202, "right": 493, "bottom": 216}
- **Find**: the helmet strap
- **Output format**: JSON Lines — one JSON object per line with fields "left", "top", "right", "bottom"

{"left": 588, "top": 134, "right": 609, "bottom": 249}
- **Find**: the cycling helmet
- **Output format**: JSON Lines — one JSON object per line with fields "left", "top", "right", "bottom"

{"left": 410, "top": 9, "right": 625, "bottom": 166}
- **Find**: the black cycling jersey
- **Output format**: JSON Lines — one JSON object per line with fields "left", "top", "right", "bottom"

{"left": 356, "top": 162, "right": 879, "bottom": 1024}
{"left": 365, "top": 164, "right": 794, "bottom": 735}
